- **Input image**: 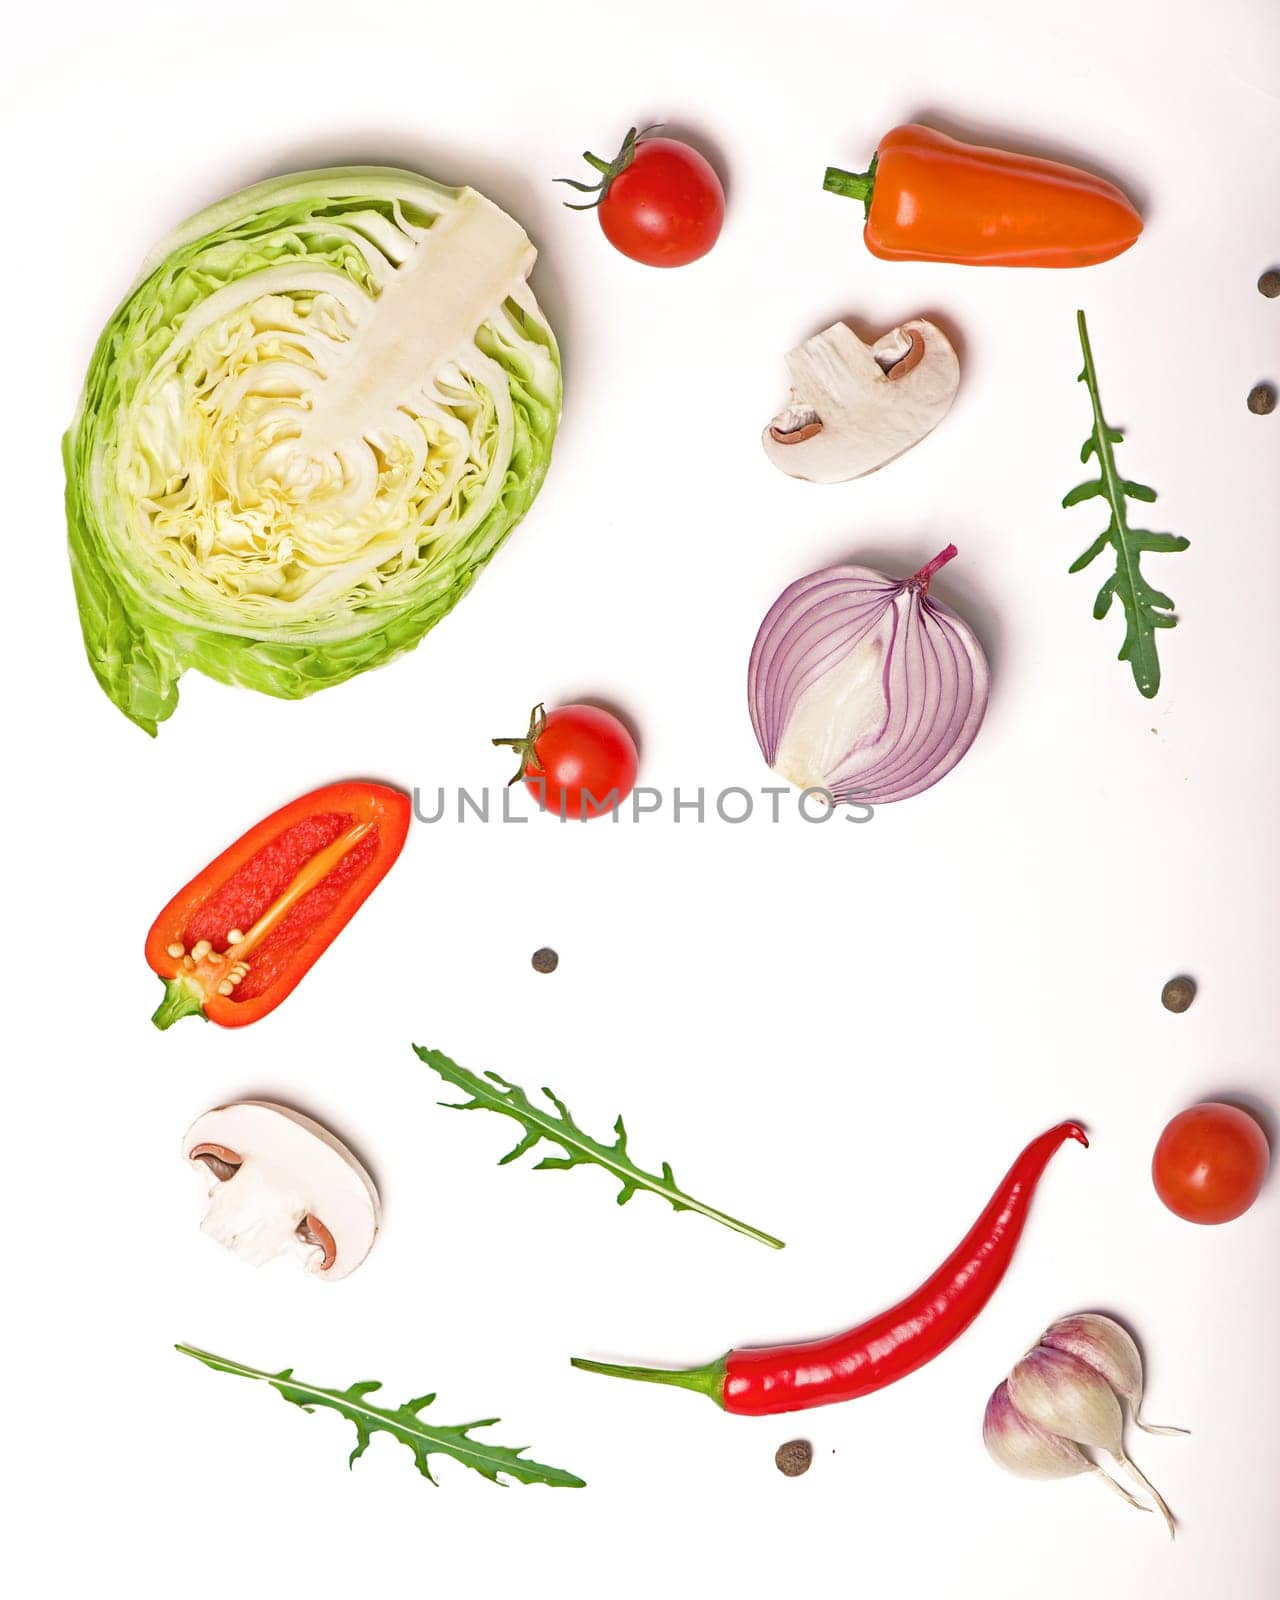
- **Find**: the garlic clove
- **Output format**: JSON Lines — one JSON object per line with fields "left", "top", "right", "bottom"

{"left": 1008, "top": 1346, "right": 1123, "bottom": 1451}
{"left": 1008, "top": 1346, "right": 1177, "bottom": 1538}
{"left": 983, "top": 1381, "right": 1148, "bottom": 1509}
{"left": 985, "top": 1379, "right": 1088, "bottom": 1479}
{"left": 1041, "top": 1313, "right": 1188, "bottom": 1438}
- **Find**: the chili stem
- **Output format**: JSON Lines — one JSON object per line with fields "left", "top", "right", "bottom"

{"left": 570, "top": 1355, "right": 727, "bottom": 1407}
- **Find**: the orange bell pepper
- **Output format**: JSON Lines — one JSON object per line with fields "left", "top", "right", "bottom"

{"left": 146, "top": 782, "right": 410, "bottom": 1030}
{"left": 823, "top": 123, "right": 1142, "bottom": 268}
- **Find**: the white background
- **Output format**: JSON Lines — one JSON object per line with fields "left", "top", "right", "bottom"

{"left": 4, "top": 1, "right": 1278, "bottom": 1595}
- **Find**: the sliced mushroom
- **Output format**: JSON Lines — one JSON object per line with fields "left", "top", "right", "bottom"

{"left": 182, "top": 1102, "right": 379, "bottom": 1281}
{"left": 762, "top": 318, "right": 959, "bottom": 484}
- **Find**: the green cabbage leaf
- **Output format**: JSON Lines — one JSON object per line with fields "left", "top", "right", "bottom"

{"left": 65, "top": 168, "right": 561, "bottom": 733}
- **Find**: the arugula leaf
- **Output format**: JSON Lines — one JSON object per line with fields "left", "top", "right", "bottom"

{"left": 176, "top": 1345, "right": 585, "bottom": 1489}
{"left": 414, "top": 1044, "right": 784, "bottom": 1250}
{"left": 1063, "top": 310, "right": 1189, "bottom": 698}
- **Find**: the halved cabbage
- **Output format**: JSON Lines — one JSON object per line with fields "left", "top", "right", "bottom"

{"left": 65, "top": 167, "right": 561, "bottom": 733}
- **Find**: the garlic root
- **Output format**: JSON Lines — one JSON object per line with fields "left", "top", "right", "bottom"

{"left": 1092, "top": 1466, "right": 1152, "bottom": 1512}
{"left": 1007, "top": 1345, "right": 1177, "bottom": 1540}
{"left": 1114, "top": 1452, "right": 1177, "bottom": 1539}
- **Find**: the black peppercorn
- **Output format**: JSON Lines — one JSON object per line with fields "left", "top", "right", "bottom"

{"left": 775, "top": 1439, "right": 813, "bottom": 1477}
{"left": 1161, "top": 976, "right": 1196, "bottom": 1013}
{"left": 531, "top": 947, "right": 559, "bottom": 974}
{"left": 1258, "top": 269, "right": 1280, "bottom": 299}
{"left": 1248, "top": 383, "right": 1276, "bottom": 416}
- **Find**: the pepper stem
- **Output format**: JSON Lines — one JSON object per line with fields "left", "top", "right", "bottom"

{"left": 151, "top": 978, "right": 208, "bottom": 1031}
{"left": 570, "top": 1355, "right": 727, "bottom": 1408}
{"left": 908, "top": 543, "right": 959, "bottom": 593}
{"left": 822, "top": 156, "right": 878, "bottom": 218}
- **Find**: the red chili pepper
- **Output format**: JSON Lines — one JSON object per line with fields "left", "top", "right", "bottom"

{"left": 146, "top": 782, "right": 410, "bottom": 1030}
{"left": 572, "top": 1121, "right": 1087, "bottom": 1416}
{"left": 823, "top": 124, "right": 1142, "bottom": 268}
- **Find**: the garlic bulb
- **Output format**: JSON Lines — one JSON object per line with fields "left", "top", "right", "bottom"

{"left": 1007, "top": 1346, "right": 1176, "bottom": 1537}
{"left": 1040, "top": 1313, "right": 1188, "bottom": 1437}
{"left": 985, "top": 1311, "right": 1185, "bottom": 1537}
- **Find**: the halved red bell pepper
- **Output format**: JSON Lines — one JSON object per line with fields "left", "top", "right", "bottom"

{"left": 146, "top": 782, "right": 411, "bottom": 1030}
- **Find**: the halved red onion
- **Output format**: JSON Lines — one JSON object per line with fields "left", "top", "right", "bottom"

{"left": 748, "top": 545, "right": 989, "bottom": 805}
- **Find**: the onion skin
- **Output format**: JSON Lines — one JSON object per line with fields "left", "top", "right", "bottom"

{"left": 747, "top": 545, "right": 989, "bottom": 806}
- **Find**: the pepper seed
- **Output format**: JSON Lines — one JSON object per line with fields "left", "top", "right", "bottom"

{"left": 1161, "top": 976, "right": 1196, "bottom": 1013}
{"left": 775, "top": 1439, "right": 813, "bottom": 1477}
{"left": 1258, "top": 270, "right": 1280, "bottom": 299}
{"left": 531, "top": 947, "right": 559, "bottom": 974}
{"left": 1247, "top": 383, "right": 1276, "bottom": 415}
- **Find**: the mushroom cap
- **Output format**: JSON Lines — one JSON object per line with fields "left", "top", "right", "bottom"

{"left": 183, "top": 1101, "right": 379, "bottom": 1281}
{"left": 762, "top": 318, "right": 959, "bottom": 484}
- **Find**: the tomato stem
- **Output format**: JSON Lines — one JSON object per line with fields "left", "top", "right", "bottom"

{"left": 492, "top": 703, "right": 548, "bottom": 786}
{"left": 555, "top": 125, "right": 661, "bottom": 211}
{"left": 823, "top": 156, "right": 878, "bottom": 218}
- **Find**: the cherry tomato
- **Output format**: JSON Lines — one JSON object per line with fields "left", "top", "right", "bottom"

{"left": 558, "top": 126, "right": 724, "bottom": 268}
{"left": 1152, "top": 1102, "right": 1270, "bottom": 1224}
{"left": 494, "top": 703, "right": 638, "bottom": 820}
